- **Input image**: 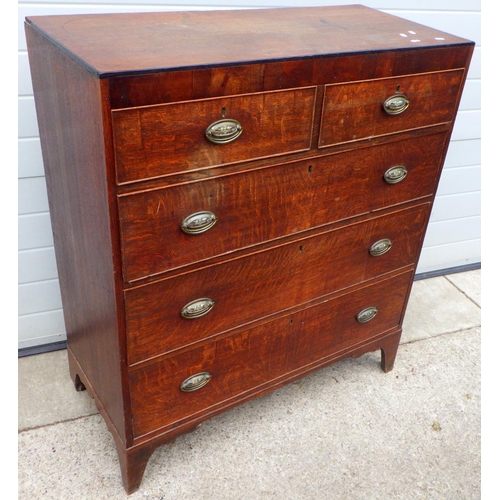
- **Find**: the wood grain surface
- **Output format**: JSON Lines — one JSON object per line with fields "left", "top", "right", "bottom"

{"left": 112, "top": 87, "right": 316, "bottom": 183}
{"left": 319, "top": 70, "right": 463, "bottom": 147}
{"left": 25, "top": 6, "right": 470, "bottom": 76}
{"left": 118, "top": 132, "right": 447, "bottom": 282}
{"left": 129, "top": 270, "right": 413, "bottom": 438}
{"left": 25, "top": 24, "right": 129, "bottom": 443}
{"left": 125, "top": 203, "right": 430, "bottom": 365}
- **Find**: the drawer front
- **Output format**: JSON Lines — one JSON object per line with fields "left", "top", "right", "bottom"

{"left": 125, "top": 203, "right": 429, "bottom": 365}
{"left": 112, "top": 87, "right": 316, "bottom": 184}
{"left": 319, "top": 70, "right": 463, "bottom": 148}
{"left": 119, "top": 133, "right": 446, "bottom": 282}
{"left": 129, "top": 270, "right": 413, "bottom": 438}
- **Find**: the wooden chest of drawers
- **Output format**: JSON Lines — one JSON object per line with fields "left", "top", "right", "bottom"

{"left": 25, "top": 6, "right": 473, "bottom": 494}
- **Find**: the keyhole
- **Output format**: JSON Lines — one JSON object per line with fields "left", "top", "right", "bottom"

{"left": 308, "top": 165, "right": 313, "bottom": 173}
{"left": 396, "top": 85, "right": 400, "bottom": 93}
{"left": 299, "top": 245, "right": 303, "bottom": 253}
{"left": 221, "top": 107, "right": 226, "bottom": 118}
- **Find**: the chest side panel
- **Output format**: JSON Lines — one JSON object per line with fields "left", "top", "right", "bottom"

{"left": 25, "top": 24, "right": 129, "bottom": 444}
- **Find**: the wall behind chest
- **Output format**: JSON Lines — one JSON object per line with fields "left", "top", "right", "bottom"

{"left": 17, "top": 0, "right": 481, "bottom": 351}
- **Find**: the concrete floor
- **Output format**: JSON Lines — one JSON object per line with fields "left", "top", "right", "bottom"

{"left": 18, "top": 270, "right": 481, "bottom": 499}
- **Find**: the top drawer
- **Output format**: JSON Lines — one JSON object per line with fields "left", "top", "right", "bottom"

{"left": 319, "top": 70, "right": 463, "bottom": 148}
{"left": 112, "top": 87, "right": 316, "bottom": 184}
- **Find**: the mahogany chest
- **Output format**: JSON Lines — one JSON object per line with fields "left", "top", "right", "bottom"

{"left": 25, "top": 6, "right": 473, "bottom": 494}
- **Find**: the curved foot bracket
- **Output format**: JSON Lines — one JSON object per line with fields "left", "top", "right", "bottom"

{"left": 379, "top": 330, "right": 402, "bottom": 373}
{"left": 351, "top": 329, "right": 402, "bottom": 373}
{"left": 116, "top": 444, "right": 156, "bottom": 495}
{"left": 115, "top": 422, "right": 202, "bottom": 494}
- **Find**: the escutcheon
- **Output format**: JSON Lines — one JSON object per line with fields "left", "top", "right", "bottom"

{"left": 383, "top": 94, "right": 409, "bottom": 115}
{"left": 369, "top": 238, "right": 393, "bottom": 257}
{"left": 205, "top": 118, "right": 243, "bottom": 144}
{"left": 180, "top": 372, "right": 212, "bottom": 392}
{"left": 384, "top": 165, "right": 408, "bottom": 184}
{"left": 181, "top": 298, "right": 215, "bottom": 319}
{"left": 181, "top": 211, "right": 218, "bottom": 234}
{"left": 356, "top": 306, "right": 378, "bottom": 323}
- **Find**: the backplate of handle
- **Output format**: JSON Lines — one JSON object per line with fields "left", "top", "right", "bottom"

{"left": 181, "top": 298, "right": 215, "bottom": 319}
{"left": 205, "top": 118, "right": 243, "bottom": 144}
{"left": 369, "top": 238, "right": 393, "bottom": 257}
{"left": 383, "top": 94, "right": 409, "bottom": 115}
{"left": 181, "top": 211, "right": 217, "bottom": 234}
{"left": 356, "top": 306, "right": 378, "bottom": 323}
{"left": 384, "top": 166, "right": 408, "bottom": 184}
{"left": 180, "top": 372, "right": 212, "bottom": 392}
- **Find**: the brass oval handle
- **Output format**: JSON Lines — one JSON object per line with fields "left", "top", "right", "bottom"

{"left": 181, "top": 298, "right": 215, "bottom": 319}
{"left": 384, "top": 166, "right": 408, "bottom": 184}
{"left": 205, "top": 118, "right": 243, "bottom": 144}
{"left": 383, "top": 94, "right": 409, "bottom": 115}
{"left": 181, "top": 211, "right": 217, "bottom": 235}
{"left": 180, "top": 372, "right": 212, "bottom": 392}
{"left": 369, "top": 238, "right": 392, "bottom": 257}
{"left": 356, "top": 306, "right": 378, "bottom": 323}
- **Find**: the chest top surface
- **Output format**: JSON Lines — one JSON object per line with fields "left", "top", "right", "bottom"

{"left": 25, "top": 5, "right": 471, "bottom": 77}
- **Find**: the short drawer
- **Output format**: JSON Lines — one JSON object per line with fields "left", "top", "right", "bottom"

{"left": 129, "top": 270, "right": 413, "bottom": 438}
{"left": 112, "top": 87, "right": 316, "bottom": 184}
{"left": 319, "top": 69, "right": 463, "bottom": 148}
{"left": 125, "top": 203, "right": 429, "bottom": 365}
{"left": 119, "top": 132, "right": 446, "bottom": 282}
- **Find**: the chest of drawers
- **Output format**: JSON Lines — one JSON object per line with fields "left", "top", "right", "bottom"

{"left": 25, "top": 5, "right": 473, "bottom": 494}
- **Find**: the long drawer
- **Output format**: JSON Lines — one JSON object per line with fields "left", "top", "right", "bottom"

{"left": 112, "top": 87, "right": 316, "bottom": 184}
{"left": 125, "top": 203, "right": 429, "bottom": 365}
{"left": 319, "top": 70, "right": 463, "bottom": 147}
{"left": 129, "top": 269, "right": 413, "bottom": 438}
{"left": 119, "top": 132, "right": 446, "bottom": 282}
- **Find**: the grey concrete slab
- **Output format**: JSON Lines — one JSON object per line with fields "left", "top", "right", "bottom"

{"left": 18, "top": 327, "right": 480, "bottom": 500}
{"left": 18, "top": 349, "right": 98, "bottom": 431}
{"left": 402, "top": 276, "right": 481, "bottom": 344}
{"left": 445, "top": 269, "right": 481, "bottom": 307}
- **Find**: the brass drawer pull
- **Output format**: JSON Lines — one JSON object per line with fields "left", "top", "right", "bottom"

{"left": 369, "top": 238, "right": 392, "bottom": 257}
{"left": 181, "top": 211, "right": 218, "bottom": 234}
{"left": 180, "top": 372, "right": 212, "bottom": 392}
{"left": 181, "top": 298, "right": 215, "bottom": 319}
{"left": 205, "top": 118, "right": 243, "bottom": 144}
{"left": 356, "top": 306, "right": 378, "bottom": 323}
{"left": 383, "top": 94, "right": 409, "bottom": 115}
{"left": 384, "top": 165, "right": 408, "bottom": 184}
